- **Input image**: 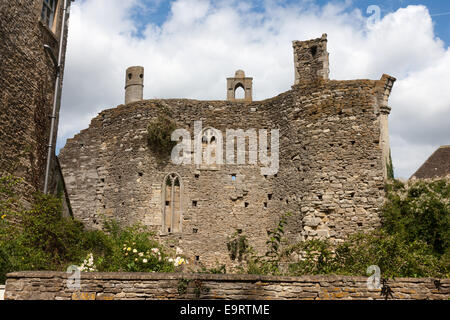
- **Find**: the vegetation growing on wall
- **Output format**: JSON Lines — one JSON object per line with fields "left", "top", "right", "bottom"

{"left": 0, "top": 174, "right": 186, "bottom": 284}
{"left": 225, "top": 213, "right": 291, "bottom": 275}
{"left": 146, "top": 112, "right": 177, "bottom": 154}
{"left": 226, "top": 179, "right": 449, "bottom": 278}
{"left": 226, "top": 229, "right": 248, "bottom": 262}
{"left": 1, "top": 174, "right": 448, "bottom": 282}
{"left": 381, "top": 179, "right": 449, "bottom": 255}
{"left": 386, "top": 149, "right": 394, "bottom": 179}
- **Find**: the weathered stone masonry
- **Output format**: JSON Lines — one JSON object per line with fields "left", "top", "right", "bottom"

{"left": 0, "top": 0, "right": 72, "bottom": 198}
{"left": 59, "top": 34, "right": 396, "bottom": 267}
{"left": 5, "top": 271, "right": 449, "bottom": 300}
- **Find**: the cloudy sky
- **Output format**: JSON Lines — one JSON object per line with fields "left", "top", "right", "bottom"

{"left": 58, "top": 0, "right": 450, "bottom": 179}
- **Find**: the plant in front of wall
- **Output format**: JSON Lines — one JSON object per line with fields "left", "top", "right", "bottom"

{"left": 227, "top": 229, "right": 248, "bottom": 262}
{"left": 147, "top": 113, "right": 177, "bottom": 155}
{"left": 177, "top": 278, "right": 191, "bottom": 295}
{"left": 193, "top": 279, "right": 209, "bottom": 299}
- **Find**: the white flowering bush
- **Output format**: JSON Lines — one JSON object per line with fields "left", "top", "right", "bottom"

{"left": 118, "top": 242, "right": 188, "bottom": 272}
{"left": 169, "top": 256, "right": 188, "bottom": 267}
{"left": 0, "top": 175, "right": 191, "bottom": 283}
{"left": 79, "top": 253, "right": 97, "bottom": 272}
{"left": 82, "top": 220, "right": 188, "bottom": 273}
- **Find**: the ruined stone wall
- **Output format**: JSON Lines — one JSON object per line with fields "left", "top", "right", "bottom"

{"left": 60, "top": 99, "right": 278, "bottom": 265}
{"left": 5, "top": 271, "right": 449, "bottom": 300}
{"left": 293, "top": 34, "right": 329, "bottom": 83}
{"left": 59, "top": 73, "right": 394, "bottom": 267}
{"left": 0, "top": 0, "right": 71, "bottom": 196}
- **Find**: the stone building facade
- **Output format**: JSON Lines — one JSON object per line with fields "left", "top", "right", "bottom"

{"left": 59, "top": 34, "right": 396, "bottom": 267}
{"left": 0, "top": 0, "right": 72, "bottom": 198}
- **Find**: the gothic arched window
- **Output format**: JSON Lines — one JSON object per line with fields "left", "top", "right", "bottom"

{"left": 199, "top": 128, "right": 222, "bottom": 170}
{"left": 162, "top": 173, "right": 182, "bottom": 234}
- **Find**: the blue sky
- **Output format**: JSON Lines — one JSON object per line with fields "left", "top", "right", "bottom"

{"left": 59, "top": 0, "right": 450, "bottom": 179}
{"left": 130, "top": 0, "right": 450, "bottom": 45}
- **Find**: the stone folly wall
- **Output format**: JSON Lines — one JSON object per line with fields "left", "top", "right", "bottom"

{"left": 59, "top": 74, "right": 394, "bottom": 268}
{"left": 0, "top": 0, "right": 71, "bottom": 196}
{"left": 4, "top": 271, "right": 449, "bottom": 300}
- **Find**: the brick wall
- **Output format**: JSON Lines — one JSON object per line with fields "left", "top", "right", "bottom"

{"left": 5, "top": 271, "right": 449, "bottom": 300}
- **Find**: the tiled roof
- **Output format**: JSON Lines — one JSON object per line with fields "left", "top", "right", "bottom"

{"left": 411, "top": 145, "right": 450, "bottom": 179}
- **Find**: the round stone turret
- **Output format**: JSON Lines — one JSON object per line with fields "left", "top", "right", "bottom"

{"left": 125, "top": 66, "right": 144, "bottom": 104}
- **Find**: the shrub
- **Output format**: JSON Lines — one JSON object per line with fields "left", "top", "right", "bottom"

{"left": 88, "top": 220, "right": 177, "bottom": 273}
{"left": 147, "top": 114, "right": 177, "bottom": 154}
{"left": 381, "top": 179, "right": 449, "bottom": 255}
{"left": 287, "top": 231, "right": 448, "bottom": 278}
{"left": 284, "top": 179, "right": 449, "bottom": 278}
{"left": 0, "top": 174, "right": 184, "bottom": 283}
{"left": 0, "top": 191, "right": 87, "bottom": 283}
{"left": 226, "top": 214, "right": 290, "bottom": 275}
{"left": 224, "top": 180, "right": 449, "bottom": 278}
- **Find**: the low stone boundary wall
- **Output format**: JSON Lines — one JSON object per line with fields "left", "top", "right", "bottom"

{"left": 4, "top": 271, "right": 449, "bottom": 300}
{"left": 0, "top": 285, "right": 4, "bottom": 300}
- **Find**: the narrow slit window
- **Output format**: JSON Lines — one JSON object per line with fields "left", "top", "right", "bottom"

{"left": 162, "top": 173, "right": 182, "bottom": 234}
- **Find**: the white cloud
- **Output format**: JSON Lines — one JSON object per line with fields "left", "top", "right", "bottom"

{"left": 59, "top": 0, "right": 450, "bottom": 179}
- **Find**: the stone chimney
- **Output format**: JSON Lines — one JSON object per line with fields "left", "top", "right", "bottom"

{"left": 125, "top": 66, "right": 144, "bottom": 104}
{"left": 292, "top": 34, "right": 329, "bottom": 84}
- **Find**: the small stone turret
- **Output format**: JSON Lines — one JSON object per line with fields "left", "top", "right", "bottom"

{"left": 125, "top": 66, "right": 144, "bottom": 104}
{"left": 226, "top": 69, "right": 253, "bottom": 102}
{"left": 293, "top": 33, "right": 329, "bottom": 83}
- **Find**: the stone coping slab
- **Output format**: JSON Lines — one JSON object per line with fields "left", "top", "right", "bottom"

{"left": 6, "top": 271, "right": 446, "bottom": 284}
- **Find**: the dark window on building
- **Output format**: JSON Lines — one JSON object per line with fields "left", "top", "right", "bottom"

{"left": 162, "top": 173, "right": 182, "bottom": 234}
{"left": 41, "top": 0, "right": 58, "bottom": 29}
